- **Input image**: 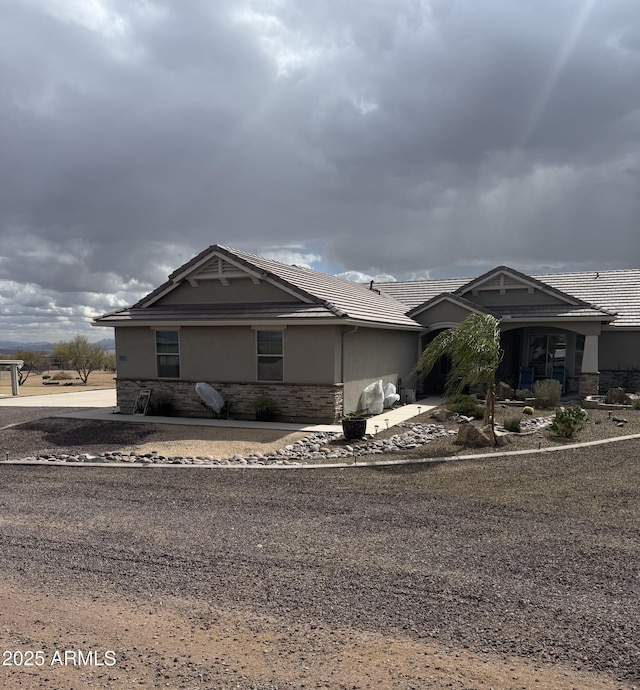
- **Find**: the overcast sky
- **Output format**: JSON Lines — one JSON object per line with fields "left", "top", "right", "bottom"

{"left": 1, "top": 0, "right": 639, "bottom": 342}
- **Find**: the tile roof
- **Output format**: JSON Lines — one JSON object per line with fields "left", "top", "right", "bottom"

{"left": 377, "top": 278, "right": 470, "bottom": 309}
{"left": 225, "top": 246, "right": 420, "bottom": 328}
{"left": 94, "top": 302, "right": 338, "bottom": 324}
{"left": 536, "top": 269, "right": 640, "bottom": 328}
{"left": 96, "top": 246, "right": 640, "bottom": 330}
{"left": 117, "top": 245, "right": 421, "bottom": 329}
{"left": 379, "top": 268, "right": 640, "bottom": 327}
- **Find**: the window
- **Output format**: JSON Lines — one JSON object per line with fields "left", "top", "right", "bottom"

{"left": 156, "top": 330, "right": 180, "bottom": 378}
{"left": 257, "top": 330, "right": 283, "bottom": 381}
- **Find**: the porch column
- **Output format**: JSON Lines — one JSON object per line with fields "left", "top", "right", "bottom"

{"left": 579, "top": 335, "right": 599, "bottom": 397}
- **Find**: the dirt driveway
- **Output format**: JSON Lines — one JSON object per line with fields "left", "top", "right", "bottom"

{"left": 1, "top": 442, "right": 638, "bottom": 689}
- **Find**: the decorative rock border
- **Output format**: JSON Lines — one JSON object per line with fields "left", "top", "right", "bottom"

{"left": 22, "top": 423, "right": 458, "bottom": 467}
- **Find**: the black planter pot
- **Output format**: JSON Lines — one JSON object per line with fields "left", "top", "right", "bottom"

{"left": 255, "top": 410, "right": 276, "bottom": 422}
{"left": 342, "top": 417, "right": 367, "bottom": 440}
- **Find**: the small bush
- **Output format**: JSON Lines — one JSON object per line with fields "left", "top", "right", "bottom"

{"left": 632, "top": 399, "right": 640, "bottom": 410}
{"left": 148, "top": 392, "right": 176, "bottom": 416}
{"left": 445, "top": 394, "right": 484, "bottom": 418}
{"left": 522, "top": 406, "right": 534, "bottom": 415}
{"left": 503, "top": 417, "right": 521, "bottom": 433}
{"left": 533, "top": 379, "right": 562, "bottom": 409}
{"left": 550, "top": 406, "right": 588, "bottom": 439}
{"left": 253, "top": 396, "right": 279, "bottom": 421}
{"left": 52, "top": 370, "right": 73, "bottom": 381}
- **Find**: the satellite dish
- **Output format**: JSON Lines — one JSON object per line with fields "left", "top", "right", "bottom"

{"left": 195, "top": 382, "right": 225, "bottom": 415}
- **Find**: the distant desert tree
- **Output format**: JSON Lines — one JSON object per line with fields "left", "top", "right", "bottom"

{"left": 417, "top": 314, "right": 502, "bottom": 442}
{"left": 52, "top": 336, "right": 107, "bottom": 384}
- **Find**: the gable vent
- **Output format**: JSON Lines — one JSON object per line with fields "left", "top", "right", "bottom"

{"left": 188, "top": 255, "right": 261, "bottom": 286}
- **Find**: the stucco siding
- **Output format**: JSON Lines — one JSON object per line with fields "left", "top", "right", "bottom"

{"left": 413, "top": 301, "right": 476, "bottom": 327}
{"left": 599, "top": 331, "right": 640, "bottom": 370}
{"left": 114, "top": 324, "right": 339, "bottom": 385}
{"left": 283, "top": 326, "right": 340, "bottom": 383}
{"left": 501, "top": 321, "right": 602, "bottom": 336}
{"left": 342, "top": 328, "right": 418, "bottom": 412}
{"left": 159, "top": 277, "right": 301, "bottom": 305}
{"left": 180, "top": 327, "right": 255, "bottom": 380}
{"left": 115, "top": 328, "right": 157, "bottom": 379}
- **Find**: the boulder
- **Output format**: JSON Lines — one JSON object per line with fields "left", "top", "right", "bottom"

{"left": 430, "top": 408, "right": 455, "bottom": 422}
{"left": 493, "top": 428, "right": 513, "bottom": 447}
{"left": 606, "top": 387, "right": 630, "bottom": 405}
{"left": 455, "top": 422, "right": 494, "bottom": 448}
{"left": 496, "top": 381, "right": 514, "bottom": 400}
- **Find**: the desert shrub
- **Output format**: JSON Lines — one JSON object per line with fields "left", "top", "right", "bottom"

{"left": 533, "top": 379, "right": 562, "bottom": 409}
{"left": 52, "top": 370, "right": 73, "bottom": 380}
{"left": 445, "top": 394, "right": 484, "bottom": 418}
{"left": 503, "top": 417, "right": 521, "bottom": 433}
{"left": 550, "top": 406, "right": 587, "bottom": 439}
{"left": 522, "top": 406, "right": 534, "bottom": 415}
{"left": 148, "top": 391, "right": 176, "bottom": 416}
{"left": 632, "top": 399, "right": 640, "bottom": 410}
{"left": 252, "top": 396, "right": 279, "bottom": 421}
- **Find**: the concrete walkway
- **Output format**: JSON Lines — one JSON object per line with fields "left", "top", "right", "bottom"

{"left": 0, "top": 389, "right": 117, "bottom": 408}
{"left": 60, "top": 396, "right": 442, "bottom": 434}
{"left": 0, "top": 386, "right": 441, "bottom": 433}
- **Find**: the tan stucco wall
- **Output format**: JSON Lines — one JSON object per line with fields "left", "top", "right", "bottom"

{"left": 114, "top": 324, "right": 340, "bottom": 384}
{"left": 501, "top": 321, "right": 602, "bottom": 336}
{"left": 160, "top": 277, "right": 300, "bottom": 304}
{"left": 115, "top": 328, "right": 157, "bottom": 379}
{"left": 342, "top": 327, "right": 418, "bottom": 413}
{"left": 599, "top": 330, "right": 640, "bottom": 370}
{"left": 413, "top": 301, "right": 476, "bottom": 328}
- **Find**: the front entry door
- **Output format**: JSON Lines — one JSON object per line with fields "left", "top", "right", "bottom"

{"left": 528, "top": 334, "right": 567, "bottom": 383}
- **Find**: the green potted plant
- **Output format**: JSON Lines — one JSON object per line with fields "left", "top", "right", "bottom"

{"left": 252, "top": 395, "right": 279, "bottom": 422}
{"left": 342, "top": 410, "right": 367, "bottom": 440}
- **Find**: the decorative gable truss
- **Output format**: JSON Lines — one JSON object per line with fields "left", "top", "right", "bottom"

{"left": 186, "top": 255, "right": 263, "bottom": 287}
{"left": 454, "top": 266, "right": 582, "bottom": 305}
{"left": 137, "top": 248, "right": 315, "bottom": 308}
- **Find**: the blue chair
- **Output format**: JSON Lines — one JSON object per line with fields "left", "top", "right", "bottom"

{"left": 551, "top": 366, "right": 565, "bottom": 393}
{"left": 518, "top": 367, "right": 535, "bottom": 390}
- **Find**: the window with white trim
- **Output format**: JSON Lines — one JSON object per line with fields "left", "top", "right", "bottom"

{"left": 257, "top": 330, "right": 283, "bottom": 381}
{"left": 156, "top": 330, "right": 180, "bottom": 378}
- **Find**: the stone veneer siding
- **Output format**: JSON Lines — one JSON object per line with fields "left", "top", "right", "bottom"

{"left": 598, "top": 369, "right": 640, "bottom": 394}
{"left": 578, "top": 372, "right": 600, "bottom": 397}
{"left": 116, "top": 379, "right": 344, "bottom": 423}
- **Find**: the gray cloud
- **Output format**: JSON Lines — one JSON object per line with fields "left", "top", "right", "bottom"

{"left": 1, "top": 0, "right": 639, "bottom": 340}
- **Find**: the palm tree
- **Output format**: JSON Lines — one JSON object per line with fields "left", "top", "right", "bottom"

{"left": 417, "top": 314, "right": 502, "bottom": 442}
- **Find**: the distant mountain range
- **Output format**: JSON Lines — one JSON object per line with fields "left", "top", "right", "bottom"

{"left": 0, "top": 338, "right": 115, "bottom": 354}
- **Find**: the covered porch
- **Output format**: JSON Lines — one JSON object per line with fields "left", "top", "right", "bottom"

{"left": 417, "top": 324, "right": 600, "bottom": 398}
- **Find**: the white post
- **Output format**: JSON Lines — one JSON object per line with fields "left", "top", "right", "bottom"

{"left": 582, "top": 335, "right": 599, "bottom": 373}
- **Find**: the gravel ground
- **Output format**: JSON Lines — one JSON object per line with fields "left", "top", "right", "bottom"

{"left": 0, "top": 403, "right": 639, "bottom": 688}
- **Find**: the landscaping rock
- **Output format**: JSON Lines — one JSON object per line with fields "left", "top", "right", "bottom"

{"left": 431, "top": 408, "right": 455, "bottom": 422}
{"left": 496, "top": 381, "right": 514, "bottom": 400}
{"left": 606, "top": 387, "right": 630, "bottom": 405}
{"left": 456, "top": 422, "right": 494, "bottom": 448}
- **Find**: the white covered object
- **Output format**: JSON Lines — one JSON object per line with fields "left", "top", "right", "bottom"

{"left": 383, "top": 382, "right": 400, "bottom": 408}
{"left": 363, "top": 379, "right": 384, "bottom": 415}
{"left": 195, "top": 382, "right": 225, "bottom": 414}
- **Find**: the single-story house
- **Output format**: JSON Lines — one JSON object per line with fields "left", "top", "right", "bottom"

{"left": 93, "top": 245, "right": 640, "bottom": 421}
